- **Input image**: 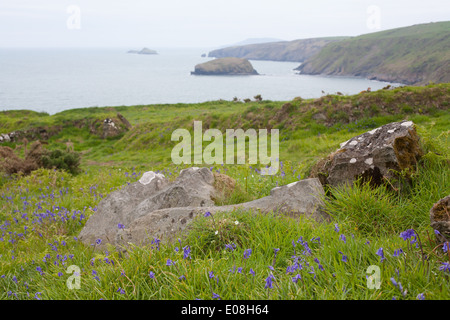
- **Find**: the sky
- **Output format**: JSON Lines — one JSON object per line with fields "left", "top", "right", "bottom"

{"left": 0, "top": 0, "right": 448, "bottom": 48}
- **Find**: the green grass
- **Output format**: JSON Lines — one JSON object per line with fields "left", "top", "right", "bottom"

{"left": 0, "top": 84, "right": 449, "bottom": 300}
{"left": 298, "top": 21, "right": 450, "bottom": 85}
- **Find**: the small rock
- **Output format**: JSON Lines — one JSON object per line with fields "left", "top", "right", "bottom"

{"left": 430, "top": 195, "right": 450, "bottom": 243}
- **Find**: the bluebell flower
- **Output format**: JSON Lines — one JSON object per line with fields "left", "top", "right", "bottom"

{"left": 149, "top": 271, "right": 155, "bottom": 279}
{"left": 208, "top": 271, "right": 215, "bottom": 279}
{"left": 204, "top": 211, "right": 211, "bottom": 217}
{"left": 439, "top": 262, "right": 450, "bottom": 273}
{"left": 334, "top": 223, "right": 340, "bottom": 233}
{"left": 339, "top": 234, "right": 346, "bottom": 243}
{"left": 417, "top": 293, "right": 425, "bottom": 300}
{"left": 264, "top": 275, "right": 274, "bottom": 289}
{"left": 118, "top": 223, "right": 125, "bottom": 229}
{"left": 116, "top": 287, "right": 125, "bottom": 294}
{"left": 249, "top": 268, "right": 255, "bottom": 276}
{"left": 393, "top": 248, "right": 404, "bottom": 257}
{"left": 400, "top": 229, "right": 417, "bottom": 244}
{"left": 225, "top": 243, "right": 236, "bottom": 251}
{"left": 292, "top": 274, "right": 302, "bottom": 283}
{"left": 376, "top": 247, "right": 385, "bottom": 262}
{"left": 183, "top": 245, "right": 191, "bottom": 259}
{"left": 243, "top": 248, "right": 252, "bottom": 259}
{"left": 212, "top": 292, "right": 221, "bottom": 300}
{"left": 338, "top": 251, "right": 348, "bottom": 262}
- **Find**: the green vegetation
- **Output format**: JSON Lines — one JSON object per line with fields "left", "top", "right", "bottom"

{"left": 0, "top": 83, "right": 449, "bottom": 300}
{"left": 208, "top": 37, "right": 348, "bottom": 62}
{"left": 297, "top": 21, "right": 450, "bottom": 85}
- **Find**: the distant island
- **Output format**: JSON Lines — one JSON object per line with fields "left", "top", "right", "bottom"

{"left": 127, "top": 47, "right": 158, "bottom": 55}
{"left": 191, "top": 57, "right": 258, "bottom": 75}
{"left": 208, "top": 21, "right": 450, "bottom": 85}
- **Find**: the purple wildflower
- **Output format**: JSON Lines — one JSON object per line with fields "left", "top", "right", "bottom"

{"left": 393, "top": 248, "right": 404, "bottom": 257}
{"left": 243, "top": 248, "right": 252, "bottom": 259}
{"left": 439, "top": 262, "right": 450, "bottom": 273}
{"left": 264, "top": 275, "right": 274, "bottom": 289}
{"left": 376, "top": 247, "right": 386, "bottom": 262}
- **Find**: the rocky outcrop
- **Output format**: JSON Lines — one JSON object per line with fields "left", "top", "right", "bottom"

{"left": 310, "top": 121, "right": 423, "bottom": 188}
{"left": 0, "top": 126, "right": 62, "bottom": 144}
{"left": 79, "top": 167, "right": 327, "bottom": 249}
{"left": 191, "top": 58, "right": 258, "bottom": 75}
{"left": 88, "top": 113, "right": 132, "bottom": 139}
{"left": 430, "top": 195, "right": 450, "bottom": 243}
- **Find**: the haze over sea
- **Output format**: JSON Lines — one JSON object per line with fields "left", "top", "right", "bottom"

{"left": 0, "top": 47, "right": 399, "bottom": 115}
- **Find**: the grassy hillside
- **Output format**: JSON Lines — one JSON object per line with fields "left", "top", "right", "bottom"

{"left": 208, "top": 37, "right": 348, "bottom": 62}
{"left": 0, "top": 84, "right": 449, "bottom": 300}
{"left": 297, "top": 21, "right": 450, "bottom": 85}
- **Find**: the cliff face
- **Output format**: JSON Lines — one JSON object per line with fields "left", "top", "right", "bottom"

{"left": 296, "top": 21, "right": 450, "bottom": 85}
{"left": 191, "top": 58, "right": 258, "bottom": 75}
{"left": 208, "top": 37, "right": 348, "bottom": 62}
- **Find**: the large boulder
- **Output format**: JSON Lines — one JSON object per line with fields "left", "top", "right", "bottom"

{"left": 310, "top": 121, "right": 423, "bottom": 188}
{"left": 78, "top": 167, "right": 234, "bottom": 248}
{"left": 191, "top": 57, "right": 258, "bottom": 75}
{"left": 79, "top": 166, "right": 327, "bottom": 249}
{"left": 117, "top": 178, "right": 327, "bottom": 247}
{"left": 78, "top": 171, "right": 169, "bottom": 247}
{"left": 430, "top": 195, "right": 450, "bottom": 243}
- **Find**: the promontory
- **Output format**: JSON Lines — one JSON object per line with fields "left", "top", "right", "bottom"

{"left": 191, "top": 57, "right": 258, "bottom": 75}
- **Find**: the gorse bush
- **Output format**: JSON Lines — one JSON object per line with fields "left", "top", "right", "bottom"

{"left": 40, "top": 149, "right": 81, "bottom": 175}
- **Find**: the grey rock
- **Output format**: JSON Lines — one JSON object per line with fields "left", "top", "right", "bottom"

{"left": 79, "top": 167, "right": 222, "bottom": 248}
{"left": 79, "top": 166, "right": 327, "bottom": 249}
{"left": 311, "top": 121, "right": 423, "bottom": 188}
{"left": 120, "top": 178, "right": 327, "bottom": 247}
{"left": 430, "top": 195, "right": 450, "bottom": 243}
{"left": 78, "top": 171, "right": 168, "bottom": 247}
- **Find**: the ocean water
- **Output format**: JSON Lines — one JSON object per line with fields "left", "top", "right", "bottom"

{"left": 0, "top": 47, "right": 399, "bottom": 115}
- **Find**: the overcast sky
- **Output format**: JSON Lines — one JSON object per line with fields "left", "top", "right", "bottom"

{"left": 0, "top": 0, "right": 448, "bottom": 48}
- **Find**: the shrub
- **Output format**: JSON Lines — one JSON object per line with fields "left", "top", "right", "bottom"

{"left": 0, "top": 141, "right": 44, "bottom": 175}
{"left": 0, "top": 141, "right": 81, "bottom": 176}
{"left": 40, "top": 149, "right": 81, "bottom": 175}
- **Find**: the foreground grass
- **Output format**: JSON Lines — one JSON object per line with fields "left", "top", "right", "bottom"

{"left": 0, "top": 84, "right": 449, "bottom": 300}
{"left": 0, "top": 136, "right": 449, "bottom": 300}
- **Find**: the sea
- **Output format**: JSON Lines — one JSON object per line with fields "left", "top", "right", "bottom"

{"left": 0, "top": 47, "right": 401, "bottom": 115}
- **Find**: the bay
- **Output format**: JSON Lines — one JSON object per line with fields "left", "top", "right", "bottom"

{"left": 0, "top": 47, "right": 399, "bottom": 114}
